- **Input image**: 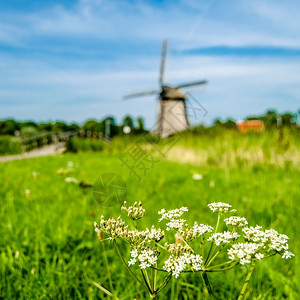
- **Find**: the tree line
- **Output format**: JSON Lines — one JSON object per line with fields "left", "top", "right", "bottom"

{"left": 0, "top": 109, "right": 299, "bottom": 137}
{"left": 0, "top": 116, "right": 146, "bottom": 137}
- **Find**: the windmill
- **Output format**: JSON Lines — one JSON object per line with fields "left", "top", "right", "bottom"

{"left": 124, "top": 40, "right": 208, "bottom": 136}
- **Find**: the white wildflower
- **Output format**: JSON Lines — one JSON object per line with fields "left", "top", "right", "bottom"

{"left": 192, "top": 173, "right": 203, "bottom": 180}
{"left": 166, "top": 219, "right": 186, "bottom": 231}
{"left": 255, "top": 253, "right": 264, "bottom": 260}
{"left": 67, "top": 161, "right": 74, "bottom": 169}
{"left": 224, "top": 216, "right": 248, "bottom": 227}
{"left": 243, "top": 227, "right": 290, "bottom": 253}
{"left": 282, "top": 251, "right": 294, "bottom": 259}
{"left": 265, "top": 229, "right": 289, "bottom": 252}
{"left": 128, "top": 258, "right": 136, "bottom": 266}
{"left": 145, "top": 226, "right": 164, "bottom": 242}
{"left": 208, "top": 231, "right": 239, "bottom": 246}
{"left": 137, "top": 249, "right": 158, "bottom": 269}
{"left": 131, "top": 249, "right": 138, "bottom": 258}
{"left": 163, "top": 252, "right": 203, "bottom": 278}
{"left": 25, "top": 189, "right": 31, "bottom": 198}
{"left": 65, "top": 177, "right": 78, "bottom": 183}
{"left": 208, "top": 202, "right": 232, "bottom": 213}
{"left": 128, "top": 248, "right": 159, "bottom": 269}
{"left": 242, "top": 226, "right": 266, "bottom": 242}
{"left": 158, "top": 207, "right": 188, "bottom": 222}
{"left": 192, "top": 223, "right": 213, "bottom": 236}
{"left": 228, "top": 243, "right": 261, "bottom": 264}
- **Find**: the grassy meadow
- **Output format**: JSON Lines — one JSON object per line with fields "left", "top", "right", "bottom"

{"left": 0, "top": 129, "right": 299, "bottom": 299}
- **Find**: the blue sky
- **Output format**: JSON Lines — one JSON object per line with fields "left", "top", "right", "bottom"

{"left": 0, "top": 0, "right": 300, "bottom": 127}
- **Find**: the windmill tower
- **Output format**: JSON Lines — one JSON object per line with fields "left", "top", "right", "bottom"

{"left": 124, "top": 40, "right": 207, "bottom": 136}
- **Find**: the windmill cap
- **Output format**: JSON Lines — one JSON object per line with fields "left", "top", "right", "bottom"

{"left": 161, "top": 86, "right": 186, "bottom": 100}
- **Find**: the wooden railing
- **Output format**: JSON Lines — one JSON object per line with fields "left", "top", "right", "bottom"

{"left": 19, "top": 131, "right": 78, "bottom": 151}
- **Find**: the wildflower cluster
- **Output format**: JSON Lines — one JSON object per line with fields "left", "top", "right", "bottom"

{"left": 145, "top": 226, "right": 165, "bottom": 242}
{"left": 158, "top": 207, "right": 188, "bottom": 231}
{"left": 224, "top": 216, "right": 248, "bottom": 227}
{"left": 121, "top": 201, "right": 146, "bottom": 220}
{"left": 228, "top": 243, "right": 262, "bottom": 265}
{"left": 158, "top": 207, "right": 188, "bottom": 221}
{"left": 94, "top": 216, "right": 127, "bottom": 240}
{"left": 208, "top": 202, "right": 232, "bottom": 213}
{"left": 129, "top": 247, "right": 160, "bottom": 269}
{"left": 94, "top": 201, "right": 294, "bottom": 299}
{"left": 221, "top": 221, "right": 295, "bottom": 265}
{"left": 163, "top": 244, "right": 202, "bottom": 278}
{"left": 178, "top": 222, "right": 213, "bottom": 242}
{"left": 121, "top": 226, "right": 164, "bottom": 246}
{"left": 208, "top": 231, "right": 240, "bottom": 246}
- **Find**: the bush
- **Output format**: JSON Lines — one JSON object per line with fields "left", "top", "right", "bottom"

{"left": 66, "top": 137, "right": 104, "bottom": 152}
{"left": 20, "top": 126, "right": 38, "bottom": 137}
{"left": 0, "top": 136, "right": 22, "bottom": 155}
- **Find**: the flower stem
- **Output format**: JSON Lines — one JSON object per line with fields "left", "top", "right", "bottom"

{"left": 113, "top": 240, "right": 147, "bottom": 290}
{"left": 141, "top": 269, "right": 153, "bottom": 295}
{"left": 205, "top": 213, "right": 221, "bottom": 265}
{"left": 153, "top": 263, "right": 158, "bottom": 291}
{"left": 238, "top": 261, "right": 256, "bottom": 300}
{"left": 156, "top": 273, "right": 172, "bottom": 293}
{"left": 145, "top": 269, "right": 153, "bottom": 291}
{"left": 205, "top": 263, "right": 239, "bottom": 272}
{"left": 202, "top": 272, "right": 214, "bottom": 296}
{"left": 101, "top": 240, "right": 115, "bottom": 297}
{"left": 206, "top": 260, "right": 237, "bottom": 270}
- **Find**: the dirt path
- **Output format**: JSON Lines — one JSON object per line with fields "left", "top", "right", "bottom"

{"left": 0, "top": 143, "right": 66, "bottom": 163}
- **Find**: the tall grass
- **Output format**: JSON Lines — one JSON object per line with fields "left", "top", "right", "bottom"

{"left": 0, "top": 136, "right": 22, "bottom": 155}
{"left": 164, "top": 128, "right": 300, "bottom": 169}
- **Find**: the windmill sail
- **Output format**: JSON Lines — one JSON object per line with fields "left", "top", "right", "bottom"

{"left": 175, "top": 80, "right": 207, "bottom": 89}
{"left": 123, "top": 89, "right": 158, "bottom": 99}
{"left": 123, "top": 40, "right": 208, "bottom": 136}
{"left": 159, "top": 40, "right": 167, "bottom": 86}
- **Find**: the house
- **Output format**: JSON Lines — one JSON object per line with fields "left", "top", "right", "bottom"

{"left": 236, "top": 120, "right": 264, "bottom": 133}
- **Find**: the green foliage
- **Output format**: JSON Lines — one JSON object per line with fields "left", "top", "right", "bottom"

{"left": 53, "top": 121, "right": 69, "bottom": 132}
{"left": 19, "top": 121, "right": 38, "bottom": 129}
{"left": 68, "top": 123, "right": 80, "bottom": 132}
{"left": 134, "top": 117, "right": 147, "bottom": 134}
{"left": 122, "top": 115, "right": 134, "bottom": 128}
{"left": 247, "top": 110, "right": 298, "bottom": 129}
{"left": 38, "top": 122, "right": 53, "bottom": 132}
{"left": 0, "top": 119, "right": 19, "bottom": 135}
{"left": 0, "top": 136, "right": 22, "bottom": 155}
{"left": 20, "top": 126, "right": 38, "bottom": 137}
{"left": 67, "top": 137, "right": 105, "bottom": 152}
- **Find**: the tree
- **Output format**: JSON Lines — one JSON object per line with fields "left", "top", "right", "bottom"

{"left": 281, "top": 113, "right": 296, "bottom": 127}
{"left": 223, "top": 119, "right": 236, "bottom": 129}
{"left": 0, "top": 119, "right": 18, "bottom": 135}
{"left": 122, "top": 115, "right": 134, "bottom": 128}
{"left": 262, "top": 110, "right": 277, "bottom": 128}
{"left": 53, "top": 121, "right": 68, "bottom": 132}
{"left": 67, "top": 123, "right": 80, "bottom": 132}
{"left": 39, "top": 122, "right": 53, "bottom": 132}
{"left": 214, "top": 119, "right": 223, "bottom": 127}
{"left": 20, "top": 126, "right": 38, "bottom": 137}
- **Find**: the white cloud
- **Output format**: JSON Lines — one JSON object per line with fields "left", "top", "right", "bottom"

{"left": 1, "top": 0, "right": 300, "bottom": 48}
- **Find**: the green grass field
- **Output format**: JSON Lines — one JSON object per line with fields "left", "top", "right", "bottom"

{"left": 1, "top": 131, "right": 299, "bottom": 299}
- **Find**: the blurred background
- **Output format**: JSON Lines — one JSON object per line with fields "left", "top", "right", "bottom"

{"left": 0, "top": 1, "right": 299, "bottom": 299}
